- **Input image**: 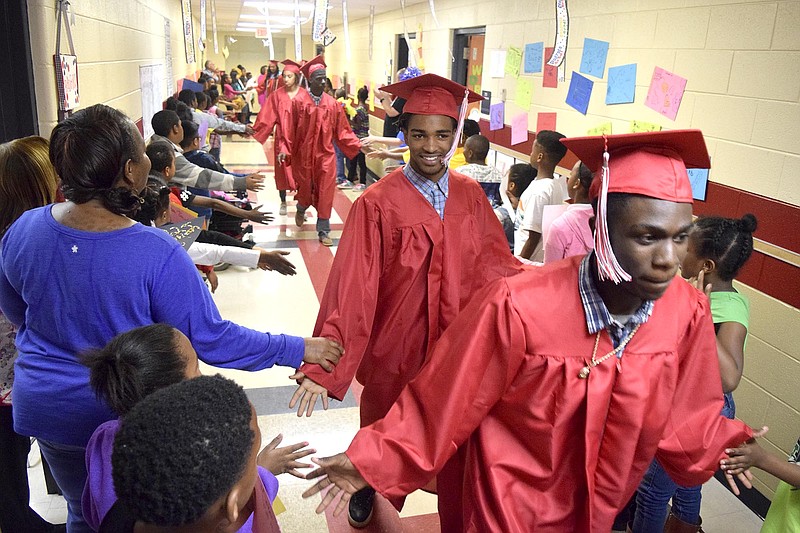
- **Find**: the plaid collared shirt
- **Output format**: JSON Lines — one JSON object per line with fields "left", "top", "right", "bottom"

{"left": 578, "top": 254, "right": 654, "bottom": 358}
{"left": 403, "top": 164, "right": 449, "bottom": 220}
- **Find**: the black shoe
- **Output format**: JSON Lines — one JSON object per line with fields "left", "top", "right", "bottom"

{"left": 348, "top": 487, "right": 376, "bottom": 528}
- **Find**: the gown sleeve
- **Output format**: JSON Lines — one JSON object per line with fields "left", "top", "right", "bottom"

{"left": 298, "top": 198, "right": 385, "bottom": 401}
{"left": 346, "top": 279, "right": 526, "bottom": 497}
{"left": 253, "top": 92, "right": 279, "bottom": 144}
{"left": 655, "top": 290, "right": 753, "bottom": 486}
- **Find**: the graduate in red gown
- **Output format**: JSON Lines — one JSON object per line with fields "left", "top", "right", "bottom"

{"left": 303, "top": 130, "right": 759, "bottom": 532}
{"left": 253, "top": 59, "right": 301, "bottom": 216}
{"left": 276, "top": 55, "right": 362, "bottom": 246}
{"left": 290, "top": 74, "right": 528, "bottom": 528}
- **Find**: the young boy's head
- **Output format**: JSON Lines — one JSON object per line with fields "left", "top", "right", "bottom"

{"left": 177, "top": 89, "right": 198, "bottom": 109}
{"left": 530, "top": 130, "right": 567, "bottom": 171}
{"left": 180, "top": 120, "right": 201, "bottom": 151}
{"left": 463, "top": 135, "right": 490, "bottom": 165}
{"left": 195, "top": 91, "right": 208, "bottom": 111}
{"left": 357, "top": 86, "right": 369, "bottom": 103}
{"left": 112, "top": 375, "right": 261, "bottom": 531}
{"left": 506, "top": 163, "right": 537, "bottom": 209}
{"left": 146, "top": 141, "right": 176, "bottom": 180}
{"left": 151, "top": 110, "right": 182, "bottom": 141}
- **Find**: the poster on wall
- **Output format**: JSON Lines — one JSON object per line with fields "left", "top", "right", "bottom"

{"left": 181, "top": 0, "right": 196, "bottom": 64}
{"left": 140, "top": 64, "right": 165, "bottom": 140}
{"left": 164, "top": 19, "right": 174, "bottom": 97}
{"left": 54, "top": 54, "right": 79, "bottom": 111}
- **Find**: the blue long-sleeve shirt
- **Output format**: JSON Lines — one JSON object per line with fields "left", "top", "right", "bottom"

{"left": 0, "top": 206, "right": 304, "bottom": 446}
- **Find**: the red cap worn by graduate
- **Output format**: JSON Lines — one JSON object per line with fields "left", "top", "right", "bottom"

{"left": 300, "top": 54, "right": 326, "bottom": 79}
{"left": 380, "top": 73, "right": 483, "bottom": 162}
{"left": 280, "top": 59, "right": 302, "bottom": 75}
{"left": 561, "top": 129, "right": 710, "bottom": 284}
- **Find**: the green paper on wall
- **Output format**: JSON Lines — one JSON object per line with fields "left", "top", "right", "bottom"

{"left": 630, "top": 120, "right": 662, "bottom": 133}
{"left": 505, "top": 47, "right": 522, "bottom": 78}
{"left": 515, "top": 78, "right": 533, "bottom": 109}
{"left": 587, "top": 123, "right": 612, "bottom": 136}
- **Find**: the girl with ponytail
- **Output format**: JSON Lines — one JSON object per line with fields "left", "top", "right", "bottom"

{"left": 633, "top": 213, "right": 758, "bottom": 533}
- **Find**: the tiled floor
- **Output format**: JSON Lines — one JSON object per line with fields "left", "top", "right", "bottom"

{"left": 26, "top": 137, "right": 764, "bottom": 532}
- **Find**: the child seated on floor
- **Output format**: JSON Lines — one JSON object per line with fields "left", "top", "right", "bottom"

{"left": 81, "top": 326, "right": 314, "bottom": 532}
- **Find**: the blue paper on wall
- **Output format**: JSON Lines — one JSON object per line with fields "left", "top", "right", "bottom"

{"left": 688, "top": 168, "right": 710, "bottom": 201}
{"left": 579, "top": 38, "right": 610, "bottom": 79}
{"left": 606, "top": 63, "right": 637, "bottom": 105}
{"left": 523, "top": 42, "right": 544, "bottom": 74}
{"left": 566, "top": 72, "right": 593, "bottom": 115}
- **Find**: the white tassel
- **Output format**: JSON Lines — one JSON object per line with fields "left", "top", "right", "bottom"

{"left": 444, "top": 89, "right": 470, "bottom": 163}
{"left": 595, "top": 143, "right": 632, "bottom": 284}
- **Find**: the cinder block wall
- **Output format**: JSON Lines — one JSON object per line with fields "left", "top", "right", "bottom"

{"left": 325, "top": 0, "right": 800, "bottom": 499}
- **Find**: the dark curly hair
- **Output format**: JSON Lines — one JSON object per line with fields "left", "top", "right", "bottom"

{"left": 691, "top": 214, "right": 758, "bottom": 281}
{"left": 535, "top": 130, "right": 568, "bottom": 163}
{"left": 81, "top": 324, "right": 187, "bottom": 416}
{"left": 131, "top": 181, "right": 170, "bottom": 226}
{"left": 49, "top": 104, "right": 145, "bottom": 217}
{"left": 145, "top": 141, "right": 175, "bottom": 174}
{"left": 112, "top": 374, "right": 255, "bottom": 526}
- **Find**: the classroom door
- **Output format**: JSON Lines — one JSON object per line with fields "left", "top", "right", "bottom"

{"left": 465, "top": 34, "right": 484, "bottom": 115}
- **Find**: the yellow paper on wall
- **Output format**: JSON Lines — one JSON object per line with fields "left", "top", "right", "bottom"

{"left": 369, "top": 81, "right": 376, "bottom": 112}
{"left": 587, "top": 122, "right": 612, "bottom": 136}
{"left": 630, "top": 120, "right": 662, "bottom": 133}
{"left": 356, "top": 79, "right": 365, "bottom": 94}
{"left": 515, "top": 78, "right": 534, "bottom": 109}
{"left": 505, "top": 46, "right": 522, "bottom": 78}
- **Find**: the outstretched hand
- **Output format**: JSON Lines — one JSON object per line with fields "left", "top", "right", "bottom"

{"left": 257, "top": 250, "right": 296, "bottom": 275}
{"left": 245, "top": 205, "right": 274, "bottom": 224}
{"left": 257, "top": 433, "right": 316, "bottom": 478}
{"left": 720, "top": 426, "right": 769, "bottom": 494}
{"left": 302, "top": 454, "right": 369, "bottom": 515}
{"left": 289, "top": 374, "right": 329, "bottom": 417}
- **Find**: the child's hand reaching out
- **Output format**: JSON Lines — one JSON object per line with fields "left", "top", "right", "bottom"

{"left": 257, "top": 434, "right": 316, "bottom": 478}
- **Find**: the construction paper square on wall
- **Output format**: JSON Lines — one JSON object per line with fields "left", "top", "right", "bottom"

{"left": 511, "top": 112, "right": 528, "bottom": 145}
{"left": 332, "top": 75, "right": 341, "bottom": 89}
{"left": 688, "top": 168, "right": 710, "bottom": 201}
{"left": 490, "top": 50, "right": 507, "bottom": 78}
{"left": 565, "top": 72, "right": 593, "bottom": 115}
{"left": 489, "top": 102, "right": 505, "bottom": 131}
{"left": 524, "top": 42, "right": 544, "bottom": 74}
{"left": 606, "top": 64, "right": 636, "bottom": 105}
{"left": 645, "top": 66, "right": 688, "bottom": 121}
{"left": 536, "top": 112, "right": 557, "bottom": 133}
{"left": 505, "top": 46, "right": 523, "bottom": 78}
{"left": 630, "top": 120, "right": 662, "bottom": 133}
{"left": 579, "top": 38, "right": 609, "bottom": 79}
{"left": 587, "top": 122, "right": 612, "bottom": 136}
{"left": 516, "top": 78, "right": 534, "bottom": 109}
{"left": 543, "top": 47, "right": 558, "bottom": 88}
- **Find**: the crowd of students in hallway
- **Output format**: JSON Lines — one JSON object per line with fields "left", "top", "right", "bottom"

{"left": 0, "top": 52, "right": 798, "bottom": 533}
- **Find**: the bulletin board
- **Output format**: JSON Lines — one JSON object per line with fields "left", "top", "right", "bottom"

{"left": 140, "top": 64, "right": 165, "bottom": 140}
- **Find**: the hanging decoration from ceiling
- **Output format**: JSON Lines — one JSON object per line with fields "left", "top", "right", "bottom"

{"left": 294, "top": 0, "right": 303, "bottom": 60}
{"left": 263, "top": 1, "right": 275, "bottom": 60}
{"left": 547, "top": 0, "right": 569, "bottom": 82}
{"left": 399, "top": 0, "right": 418, "bottom": 68}
{"left": 342, "top": 0, "right": 351, "bottom": 60}
{"left": 181, "top": 0, "right": 196, "bottom": 63}
{"left": 428, "top": 0, "right": 440, "bottom": 28}
{"left": 211, "top": 0, "right": 219, "bottom": 53}
{"left": 368, "top": 5, "right": 375, "bottom": 60}
{"left": 200, "top": 0, "right": 207, "bottom": 41}
{"left": 312, "top": 0, "right": 328, "bottom": 42}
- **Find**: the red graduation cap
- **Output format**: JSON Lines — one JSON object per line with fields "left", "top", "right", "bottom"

{"left": 300, "top": 55, "right": 326, "bottom": 78}
{"left": 281, "top": 59, "right": 302, "bottom": 75}
{"left": 560, "top": 129, "right": 710, "bottom": 284}
{"left": 381, "top": 73, "right": 482, "bottom": 121}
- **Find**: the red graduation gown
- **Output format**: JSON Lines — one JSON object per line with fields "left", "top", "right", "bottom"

{"left": 346, "top": 256, "right": 754, "bottom": 532}
{"left": 253, "top": 87, "right": 296, "bottom": 191}
{"left": 300, "top": 168, "right": 526, "bottom": 426}
{"left": 282, "top": 90, "right": 362, "bottom": 218}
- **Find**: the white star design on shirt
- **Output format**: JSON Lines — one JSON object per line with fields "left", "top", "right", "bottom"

{"left": 71, "top": 245, "right": 78, "bottom": 253}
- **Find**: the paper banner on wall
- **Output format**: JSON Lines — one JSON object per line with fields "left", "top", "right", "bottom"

{"left": 606, "top": 63, "right": 636, "bottom": 105}
{"left": 368, "top": 5, "right": 375, "bottom": 60}
{"left": 524, "top": 42, "right": 544, "bottom": 74}
{"left": 587, "top": 122, "right": 612, "bottom": 136}
{"left": 490, "top": 50, "right": 507, "bottom": 78}
{"left": 566, "top": 72, "right": 593, "bottom": 115}
{"left": 548, "top": 0, "right": 569, "bottom": 69}
{"left": 312, "top": 0, "right": 329, "bottom": 42}
{"left": 164, "top": 19, "right": 174, "bottom": 96}
{"left": 645, "top": 67, "right": 687, "bottom": 121}
{"left": 579, "top": 38, "right": 609, "bottom": 78}
{"left": 511, "top": 112, "right": 528, "bottom": 145}
{"left": 480, "top": 90, "right": 492, "bottom": 115}
{"left": 489, "top": 102, "right": 505, "bottom": 131}
{"left": 688, "top": 168, "right": 710, "bottom": 201}
{"left": 417, "top": 23, "right": 425, "bottom": 71}
{"left": 630, "top": 120, "right": 662, "bottom": 133}
{"left": 516, "top": 78, "right": 534, "bottom": 109}
{"left": 543, "top": 47, "right": 558, "bottom": 88}
{"left": 536, "top": 112, "right": 557, "bottom": 134}
{"left": 139, "top": 64, "right": 164, "bottom": 139}
{"left": 181, "top": 0, "right": 196, "bottom": 64}
{"left": 505, "top": 47, "right": 523, "bottom": 78}
{"left": 211, "top": 0, "right": 218, "bottom": 53}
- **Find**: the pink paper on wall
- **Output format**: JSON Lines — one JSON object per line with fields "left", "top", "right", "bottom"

{"left": 332, "top": 74, "right": 341, "bottom": 88}
{"left": 645, "top": 67, "right": 687, "bottom": 121}
{"left": 543, "top": 47, "right": 558, "bottom": 88}
{"left": 511, "top": 112, "right": 528, "bottom": 145}
{"left": 536, "top": 112, "right": 557, "bottom": 133}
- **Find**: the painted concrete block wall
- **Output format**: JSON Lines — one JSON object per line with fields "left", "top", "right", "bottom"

{"left": 324, "top": 0, "right": 799, "bottom": 500}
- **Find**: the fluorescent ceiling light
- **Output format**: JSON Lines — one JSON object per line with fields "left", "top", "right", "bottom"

{"left": 237, "top": 26, "right": 284, "bottom": 33}
{"left": 239, "top": 13, "right": 312, "bottom": 23}
{"left": 243, "top": 1, "right": 314, "bottom": 11}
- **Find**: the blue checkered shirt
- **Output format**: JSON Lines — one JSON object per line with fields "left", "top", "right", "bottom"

{"left": 403, "top": 164, "right": 449, "bottom": 219}
{"left": 578, "top": 254, "right": 654, "bottom": 358}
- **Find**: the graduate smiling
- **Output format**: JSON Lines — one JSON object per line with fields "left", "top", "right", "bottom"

{"left": 302, "top": 130, "right": 762, "bottom": 532}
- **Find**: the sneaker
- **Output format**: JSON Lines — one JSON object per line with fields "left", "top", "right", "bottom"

{"left": 348, "top": 487, "right": 375, "bottom": 528}
{"left": 318, "top": 234, "right": 333, "bottom": 246}
{"left": 337, "top": 181, "right": 354, "bottom": 189}
{"left": 353, "top": 183, "right": 366, "bottom": 191}
{"left": 279, "top": 202, "right": 287, "bottom": 216}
